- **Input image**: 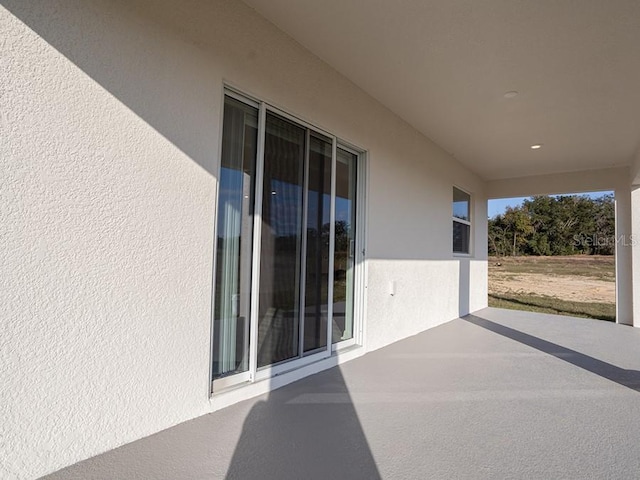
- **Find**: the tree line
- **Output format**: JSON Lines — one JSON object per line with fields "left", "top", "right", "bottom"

{"left": 489, "top": 194, "right": 615, "bottom": 257}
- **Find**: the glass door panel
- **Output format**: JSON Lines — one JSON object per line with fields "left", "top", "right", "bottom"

{"left": 257, "top": 113, "right": 306, "bottom": 367}
{"left": 214, "top": 91, "right": 364, "bottom": 386}
{"left": 213, "top": 96, "right": 258, "bottom": 379}
{"left": 333, "top": 148, "right": 357, "bottom": 343}
{"left": 303, "top": 134, "right": 332, "bottom": 353}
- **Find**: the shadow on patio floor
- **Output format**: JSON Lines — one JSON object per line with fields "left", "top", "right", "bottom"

{"left": 224, "top": 367, "right": 381, "bottom": 479}
{"left": 464, "top": 313, "right": 640, "bottom": 392}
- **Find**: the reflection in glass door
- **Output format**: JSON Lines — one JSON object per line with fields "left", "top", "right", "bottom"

{"left": 332, "top": 148, "right": 357, "bottom": 343}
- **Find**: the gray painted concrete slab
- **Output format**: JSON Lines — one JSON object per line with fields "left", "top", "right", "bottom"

{"left": 44, "top": 308, "right": 640, "bottom": 479}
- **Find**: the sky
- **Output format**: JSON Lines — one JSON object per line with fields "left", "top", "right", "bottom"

{"left": 488, "top": 191, "right": 613, "bottom": 219}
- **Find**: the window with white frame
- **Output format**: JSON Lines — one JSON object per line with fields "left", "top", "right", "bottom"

{"left": 211, "top": 89, "right": 366, "bottom": 391}
{"left": 453, "top": 187, "right": 471, "bottom": 254}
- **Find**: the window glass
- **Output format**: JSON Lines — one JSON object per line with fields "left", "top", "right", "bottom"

{"left": 453, "top": 187, "right": 471, "bottom": 254}
{"left": 453, "top": 221, "right": 470, "bottom": 254}
{"left": 453, "top": 187, "right": 470, "bottom": 221}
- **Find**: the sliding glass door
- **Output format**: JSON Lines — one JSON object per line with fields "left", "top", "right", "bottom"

{"left": 213, "top": 91, "right": 364, "bottom": 387}
{"left": 257, "top": 113, "right": 305, "bottom": 367}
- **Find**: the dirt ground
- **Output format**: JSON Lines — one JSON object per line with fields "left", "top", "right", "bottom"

{"left": 488, "top": 256, "right": 615, "bottom": 304}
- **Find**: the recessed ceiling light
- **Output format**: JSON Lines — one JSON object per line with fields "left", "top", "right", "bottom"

{"left": 530, "top": 144, "right": 542, "bottom": 149}
{"left": 271, "top": 191, "right": 277, "bottom": 195}
{"left": 503, "top": 91, "right": 519, "bottom": 99}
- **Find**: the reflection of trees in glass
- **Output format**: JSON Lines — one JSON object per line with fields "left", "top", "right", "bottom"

{"left": 315, "top": 220, "right": 351, "bottom": 303}
{"left": 320, "top": 221, "right": 351, "bottom": 262}
{"left": 320, "top": 220, "right": 350, "bottom": 247}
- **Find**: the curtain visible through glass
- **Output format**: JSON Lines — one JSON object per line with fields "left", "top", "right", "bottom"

{"left": 213, "top": 97, "right": 257, "bottom": 379}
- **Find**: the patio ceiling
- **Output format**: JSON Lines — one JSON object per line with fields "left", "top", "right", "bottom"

{"left": 243, "top": 0, "right": 640, "bottom": 180}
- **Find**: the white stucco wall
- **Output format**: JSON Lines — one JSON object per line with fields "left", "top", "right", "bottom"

{"left": 1, "top": 0, "right": 487, "bottom": 477}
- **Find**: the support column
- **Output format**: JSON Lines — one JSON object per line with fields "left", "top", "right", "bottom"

{"left": 631, "top": 186, "right": 640, "bottom": 327}
{"left": 615, "top": 187, "right": 633, "bottom": 325}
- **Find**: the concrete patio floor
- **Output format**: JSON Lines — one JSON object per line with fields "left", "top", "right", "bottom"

{"left": 44, "top": 307, "right": 640, "bottom": 479}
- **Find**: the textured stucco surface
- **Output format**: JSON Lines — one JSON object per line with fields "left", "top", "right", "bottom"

{"left": 44, "top": 308, "right": 640, "bottom": 479}
{"left": 2, "top": 2, "right": 217, "bottom": 479}
{"left": 2, "top": 1, "right": 486, "bottom": 477}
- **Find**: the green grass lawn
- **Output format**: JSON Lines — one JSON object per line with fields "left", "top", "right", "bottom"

{"left": 489, "top": 255, "right": 615, "bottom": 280}
{"left": 488, "top": 293, "right": 616, "bottom": 322}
